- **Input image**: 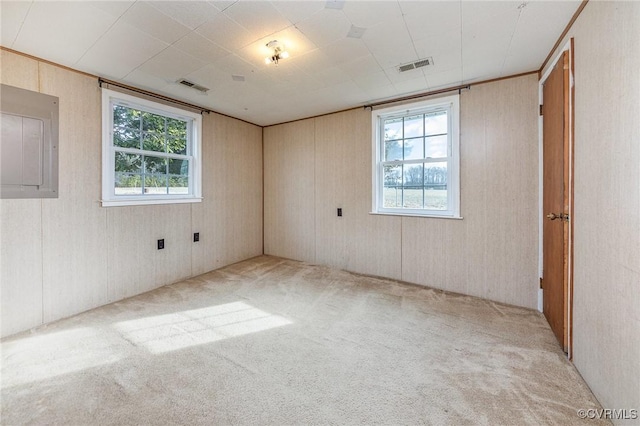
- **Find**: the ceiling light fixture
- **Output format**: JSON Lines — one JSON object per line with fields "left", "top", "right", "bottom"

{"left": 264, "top": 40, "right": 289, "bottom": 65}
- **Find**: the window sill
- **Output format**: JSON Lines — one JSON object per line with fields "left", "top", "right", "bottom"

{"left": 369, "top": 211, "right": 463, "bottom": 220}
{"left": 101, "top": 197, "right": 202, "bottom": 207}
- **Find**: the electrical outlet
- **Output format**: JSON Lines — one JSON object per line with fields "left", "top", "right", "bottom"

{"left": 337, "top": 208, "right": 343, "bottom": 217}
{"left": 157, "top": 239, "right": 164, "bottom": 250}
{"left": 194, "top": 232, "right": 200, "bottom": 242}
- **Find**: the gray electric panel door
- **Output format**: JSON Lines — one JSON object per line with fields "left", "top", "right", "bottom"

{"left": 1, "top": 84, "right": 59, "bottom": 199}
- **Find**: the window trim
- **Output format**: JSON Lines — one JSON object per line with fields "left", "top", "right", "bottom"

{"left": 101, "top": 88, "right": 202, "bottom": 207}
{"left": 371, "top": 94, "right": 461, "bottom": 218}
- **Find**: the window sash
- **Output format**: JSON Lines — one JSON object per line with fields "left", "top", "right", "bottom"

{"left": 102, "top": 88, "right": 202, "bottom": 207}
{"left": 372, "top": 95, "right": 459, "bottom": 218}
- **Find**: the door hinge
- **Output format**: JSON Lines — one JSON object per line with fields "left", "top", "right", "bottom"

{"left": 539, "top": 104, "right": 543, "bottom": 116}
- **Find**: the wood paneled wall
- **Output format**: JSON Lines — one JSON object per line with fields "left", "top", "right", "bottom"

{"left": 264, "top": 74, "right": 539, "bottom": 309}
{"left": 541, "top": 1, "right": 640, "bottom": 419}
{"left": 0, "top": 50, "right": 263, "bottom": 337}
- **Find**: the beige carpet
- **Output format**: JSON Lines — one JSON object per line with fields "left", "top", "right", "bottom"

{"left": 1, "top": 256, "right": 607, "bottom": 425}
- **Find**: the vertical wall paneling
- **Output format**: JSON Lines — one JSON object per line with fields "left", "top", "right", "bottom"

{"left": 402, "top": 77, "right": 539, "bottom": 308}
{"left": 315, "top": 109, "right": 403, "bottom": 278}
{"left": 263, "top": 120, "right": 316, "bottom": 263}
{"left": 0, "top": 51, "right": 44, "bottom": 336}
{"left": 39, "top": 63, "right": 109, "bottom": 322}
{"left": 191, "top": 113, "right": 263, "bottom": 276}
{"left": 541, "top": 1, "right": 640, "bottom": 417}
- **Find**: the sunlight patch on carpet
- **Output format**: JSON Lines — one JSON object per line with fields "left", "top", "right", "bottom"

{"left": 114, "top": 301, "right": 292, "bottom": 353}
{"left": 1, "top": 328, "right": 123, "bottom": 387}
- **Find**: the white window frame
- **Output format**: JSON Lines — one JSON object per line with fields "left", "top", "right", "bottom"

{"left": 101, "top": 88, "right": 202, "bottom": 207}
{"left": 371, "top": 94, "right": 461, "bottom": 218}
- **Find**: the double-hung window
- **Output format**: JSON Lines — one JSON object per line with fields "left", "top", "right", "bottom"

{"left": 101, "top": 89, "right": 202, "bottom": 206}
{"left": 372, "top": 95, "right": 460, "bottom": 218}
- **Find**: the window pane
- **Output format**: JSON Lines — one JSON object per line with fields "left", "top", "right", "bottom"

{"left": 404, "top": 114, "right": 423, "bottom": 138}
{"left": 383, "top": 117, "right": 403, "bottom": 141}
{"left": 113, "top": 105, "right": 140, "bottom": 129}
{"left": 383, "top": 165, "right": 402, "bottom": 208}
{"left": 144, "top": 156, "right": 167, "bottom": 174}
{"left": 384, "top": 140, "right": 402, "bottom": 161}
{"left": 167, "top": 136, "right": 187, "bottom": 155}
{"left": 169, "top": 175, "right": 189, "bottom": 194}
{"left": 403, "top": 164, "right": 423, "bottom": 208}
{"left": 168, "top": 158, "right": 188, "bottom": 175}
{"left": 144, "top": 175, "right": 168, "bottom": 194}
{"left": 424, "top": 162, "right": 448, "bottom": 210}
{"left": 115, "top": 173, "right": 142, "bottom": 195}
{"left": 425, "top": 111, "right": 447, "bottom": 136}
{"left": 115, "top": 152, "right": 141, "bottom": 173}
{"left": 404, "top": 137, "right": 424, "bottom": 160}
{"left": 113, "top": 127, "right": 140, "bottom": 149}
{"left": 142, "top": 111, "right": 165, "bottom": 133}
{"left": 166, "top": 118, "right": 187, "bottom": 136}
{"left": 143, "top": 132, "right": 165, "bottom": 153}
{"left": 425, "top": 135, "right": 448, "bottom": 158}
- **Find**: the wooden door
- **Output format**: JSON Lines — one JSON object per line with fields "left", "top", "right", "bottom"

{"left": 542, "top": 51, "right": 570, "bottom": 352}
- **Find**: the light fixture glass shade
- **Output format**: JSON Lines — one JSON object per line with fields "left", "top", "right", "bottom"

{"left": 280, "top": 51, "right": 290, "bottom": 59}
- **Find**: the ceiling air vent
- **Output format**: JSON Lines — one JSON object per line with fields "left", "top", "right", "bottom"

{"left": 177, "top": 79, "right": 209, "bottom": 93}
{"left": 398, "top": 57, "right": 434, "bottom": 73}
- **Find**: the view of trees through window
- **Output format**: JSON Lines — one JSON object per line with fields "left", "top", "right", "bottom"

{"left": 113, "top": 104, "right": 190, "bottom": 195}
{"left": 382, "top": 110, "right": 449, "bottom": 210}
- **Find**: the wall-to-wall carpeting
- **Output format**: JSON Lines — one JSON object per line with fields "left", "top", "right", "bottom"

{"left": 1, "top": 256, "right": 605, "bottom": 425}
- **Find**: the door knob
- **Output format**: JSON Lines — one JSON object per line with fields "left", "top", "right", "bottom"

{"left": 546, "top": 212, "right": 569, "bottom": 221}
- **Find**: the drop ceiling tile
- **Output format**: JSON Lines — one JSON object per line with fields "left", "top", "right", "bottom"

{"left": 392, "top": 75, "right": 429, "bottom": 96}
{"left": 402, "top": 1, "right": 461, "bottom": 41}
{"left": 505, "top": 1, "right": 581, "bottom": 71}
{"left": 361, "top": 17, "right": 413, "bottom": 53}
{"left": 76, "top": 20, "right": 169, "bottom": 80}
{"left": 173, "top": 32, "right": 230, "bottom": 65}
{"left": 91, "top": 1, "right": 135, "bottom": 17}
{"left": 295, "top": 8, "right": 352, "bottom": 47}
{"left": 122, "top": 69, "right": 175, "bottom": 93}
{"left": 342, "top": 1, "right": 402, "bottom": 28}
{"left": 211, "top": 53, "right": 257, "bottom": 76}
{"left": 120, "top": 2, "right": 191, "bottom": 44}
{"left": 12, "top": 2, "right": 118, "bottom": 66}
{"left": 413, "top": 28, "right": 461, "bottom": 59}
{"left": 224, "top": 1, "right": 291, "bottom": 40}
{"left": 338, "top": 54, "right": 383, "bottom": 79}
{"left": 196, "top": 13, "right": 255, "bottom": 51}
{"left": 147, "top": 2, "right": 219, "bottom": 30}
{"left": 207, "top": 1, "right": 238, "bottom": 12}
{"left": 364, "top": 84, "right": 400, "bottom": 104}
{"left": 462, "top": 60, "right": 503, "bottom": 82}
{"left": 287, "top": 48, "right": 334, "bottom": 75}
{"left": 320, "top": 38, "right": 370, "bottom": 65}
{"left": 1, "top": 1, "right": 32, "bottom": 47}
{"left": 426, "top": 68, "right": 462, "bottom": 90}
{"left": 312, "top": 66, "right": 353, "bottom": 87}
{"left": 137, "top": 47, "right": 207, "bottom": 83}
{"left": 461, "top": 1, "right": 521, "bottom": 29}
{"left": 353, "top": 70, "right": 392, "bottom": 92}
{"left": 272, "top": 1, "right": 325, "bottom": 25}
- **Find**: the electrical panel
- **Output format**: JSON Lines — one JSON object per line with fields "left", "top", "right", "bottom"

{"left": 1, "top": 84, "right": 59, "bottom": 199}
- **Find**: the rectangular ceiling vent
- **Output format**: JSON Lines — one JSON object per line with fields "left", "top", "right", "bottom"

{"left": 398, "top": 57, "right": 434, "bottom": 73}
{"left": 177, "top": 79, "right": 209, "bottom": 93}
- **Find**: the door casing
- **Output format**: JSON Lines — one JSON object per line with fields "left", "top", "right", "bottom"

{"left": 538, "top": 39, "right": 575, "bottom": 358}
